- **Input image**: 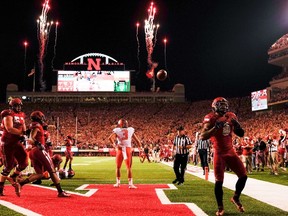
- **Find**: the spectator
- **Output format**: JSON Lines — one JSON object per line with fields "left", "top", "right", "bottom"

{"left": 241, "top": 137, "right": 254, "bottom": 174}
{"left": 267, "top": 135, "right": 279, "bottom": 175}
{"left": 140, "top": 144, "right": 151, "bottom": 163}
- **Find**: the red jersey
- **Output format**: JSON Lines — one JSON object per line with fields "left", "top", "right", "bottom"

{"left": 203, "top": 111, "right": 238, "bottom": 153}
{"left": 1, "top": 109, "right": 26, "bottom": 143}
{"left": 44, "top": 130, "right": 50, "bottom": 142}
{"left": 65, "top": 138, "right": 73, "bottom": 152}
{"left": 29, "top": 122, "right": 45, "bottom": 145}
{"left": 233, "top": 143, "right": 243, "bottom": 156}
{"left": 242, "top": 141, "right": 253, "bottom": 156}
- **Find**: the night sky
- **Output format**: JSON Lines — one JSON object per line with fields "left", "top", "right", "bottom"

{"left": 0, "top": 0, "right": 287, "bottom": 102}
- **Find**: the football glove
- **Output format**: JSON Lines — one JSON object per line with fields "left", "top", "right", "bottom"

{"left": 215, "top": 121, "right": 225, "bottom": 129}
{"left": 234, "top": 127, "right": 245, "bottom": 137}
{"left": 231, "top": 118, "right": 241, "bottom": 129}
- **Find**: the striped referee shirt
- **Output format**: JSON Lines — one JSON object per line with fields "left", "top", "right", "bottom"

{"left": 196, "top": 139, "right": 211, "bottom": 151}
{"left": 173, "top": 135, "right": 192, "bottom": 155}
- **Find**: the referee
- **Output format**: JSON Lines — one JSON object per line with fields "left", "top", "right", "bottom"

{"left": 172, "top": 126, "right": 192, "bottom": 185}
{"left": 196, "top": 136, "right": 211, "bottom": 175}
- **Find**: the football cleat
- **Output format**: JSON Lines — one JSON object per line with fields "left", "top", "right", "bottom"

{"left": 32, "top": 179, "right": 42, "bottom": 185}
{"left": 58, "top": 191, "right": 71, "bottom": 197}
{"left": 13, "top": 182, "right": 21, "bottom": 197}
{"left": 128, "top": 184, "right": 137, "bottom": 189}
{"left": 230, "top": 197, "right": 244, "bottom": 212}
{"left": 215, "top": 209, "right": 224, "bottom": 216}
{"left": 172, "top": 179, "right": 178, "bottom": 184}
{"left": 113, "top": 183, "right": 120, "bottom": 188}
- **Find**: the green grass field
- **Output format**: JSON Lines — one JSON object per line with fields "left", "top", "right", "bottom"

{"left": 1, "top": 156, "right": 288, "bottom": 216}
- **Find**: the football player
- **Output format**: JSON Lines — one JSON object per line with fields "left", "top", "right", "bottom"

{"left": 18, "top": 111, "right": 70, "bottom": 197}
{"left": 108, "top": 119, "right": 142, "bottom": 189}
{"left": 200, "top": 97, "right": 247, "bottom": 216}
{"left": 0, "top": 98, "right": 28, "bottom": 196}
{"left": 43, "top": 123, "right": 53, "bottom": 157}
{"left": 63, "top": 134, "right": 74, "bottom": 172}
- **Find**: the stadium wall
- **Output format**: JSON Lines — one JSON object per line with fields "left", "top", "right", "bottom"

{"left": 6, "top": 84, "right": 185, "bottom": 103}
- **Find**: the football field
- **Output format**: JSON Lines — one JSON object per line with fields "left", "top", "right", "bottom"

{"left": 0, "top": 156, "right": 287, "bottom": 216}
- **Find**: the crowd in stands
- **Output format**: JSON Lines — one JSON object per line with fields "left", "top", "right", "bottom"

{"left": 268, "top": 33, "right": 288, "bottom": 52}
{"left": 1, "top": 94, "right": 287, "bottom": 173}
{"left": 270, "top": 87, "right": 288, "bottom": 103}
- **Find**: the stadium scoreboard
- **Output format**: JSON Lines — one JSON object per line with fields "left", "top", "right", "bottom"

{"left": 57, "top": 53, "right": 130, "bottom": 92}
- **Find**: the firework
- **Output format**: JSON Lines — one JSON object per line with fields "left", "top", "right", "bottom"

{"left": 144, "top": 2, "right": 159, "bottom": 90}
{"left": 37, "top": 0, "right": 53, "bottom": 91}
{"left": 136, "top": 22, "right": 141, "bottom": 74}
{"left": 51, "top": 21, "right": 59, "bottom": 70}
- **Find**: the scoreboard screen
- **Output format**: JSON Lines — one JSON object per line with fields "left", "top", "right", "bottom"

{"left": 251, "top": 89, "right": 268, "bottom": 111}
{"left": 57, "top": 70, "right": 130, "bottom": 92}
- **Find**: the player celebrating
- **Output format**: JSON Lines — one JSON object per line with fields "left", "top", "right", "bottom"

{"left": 0, "top": 98, "right": 28, "bottom": 197}
{"left": 18, "top": 111, "right": 70, "bottom": 197}
{"left": 200, "top": 97, "right": 247, "bottom": 216}
{"left": 108, "top": 119, "right": 142, "bottom": 189}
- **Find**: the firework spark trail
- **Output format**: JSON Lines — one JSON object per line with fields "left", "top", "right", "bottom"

{"left": 144, "top": 2, "right": 156, "bottom": 67}
{"left": 153, "top": 24, "right": 159, "bottom": 48}
{"left": 37, "top": 0, "right": 53, "bottom": 91}
{"left": 144, "top": 2, "right": 159, "bottom": 81}
{"left": 51, "top": 21, "right": 59, "bottom": 70}
{"left": 136, "top": 23, "right": 141, "bottom": 75}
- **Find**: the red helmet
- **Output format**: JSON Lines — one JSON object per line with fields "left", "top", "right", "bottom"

{"left": 30, "top": 111, "right": 46, "bottom": 124}
{"left": 212, "top": 97, "right": 229, "bottom": 115}
{"left": 9, "top": 98, "right": 23, "bottom": 113}
{"left": 68, "top": 169, "right": 75, "bottom": 178}
{"left": 117, "top": 119, "right": 128, "bottom": 128}
{"left": 52, "top": 154, "right": 63, "bottom": 165}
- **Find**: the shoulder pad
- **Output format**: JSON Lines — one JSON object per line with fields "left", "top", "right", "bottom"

{"left": 29, "top": 122, "right": 42, "bottom": 129}
{"left": 1, "top": 109, "right": 12, "bottom": 118}
{"left": 225, "top": 112, "right": 237, "bottom": 118}
{"left": 203, "top": 112, "right": 214, "bottom": 123}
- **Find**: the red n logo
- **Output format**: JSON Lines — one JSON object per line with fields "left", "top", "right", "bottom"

{"left": 87, "top": 58, "right": 101, "bottom": 70}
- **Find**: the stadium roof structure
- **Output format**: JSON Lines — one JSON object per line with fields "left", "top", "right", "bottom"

{"left": 268, "top": 33, "right": 288, "bottom": 67}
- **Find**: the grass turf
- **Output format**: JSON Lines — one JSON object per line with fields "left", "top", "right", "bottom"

{"left": 0, "top": 156, "right": 288, "bottom": 216}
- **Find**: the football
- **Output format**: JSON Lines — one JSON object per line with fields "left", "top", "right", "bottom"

{"left": 156, "top": 69, "right": 167, "bottom": 81}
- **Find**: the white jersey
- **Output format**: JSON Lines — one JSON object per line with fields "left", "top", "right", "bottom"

{"left": 113, "top": 127, "right": 135, "bottom": 148}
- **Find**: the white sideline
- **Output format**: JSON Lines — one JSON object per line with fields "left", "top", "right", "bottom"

{"left": 162, "top": 161, "right": 288, "bottom": 212}
{"left": 156, "top": 184, "right": 208, "bottom": 216}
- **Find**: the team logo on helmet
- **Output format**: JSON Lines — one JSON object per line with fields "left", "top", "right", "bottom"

{"left": 212, "top": 97, "right": 229, "bottom": 115}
